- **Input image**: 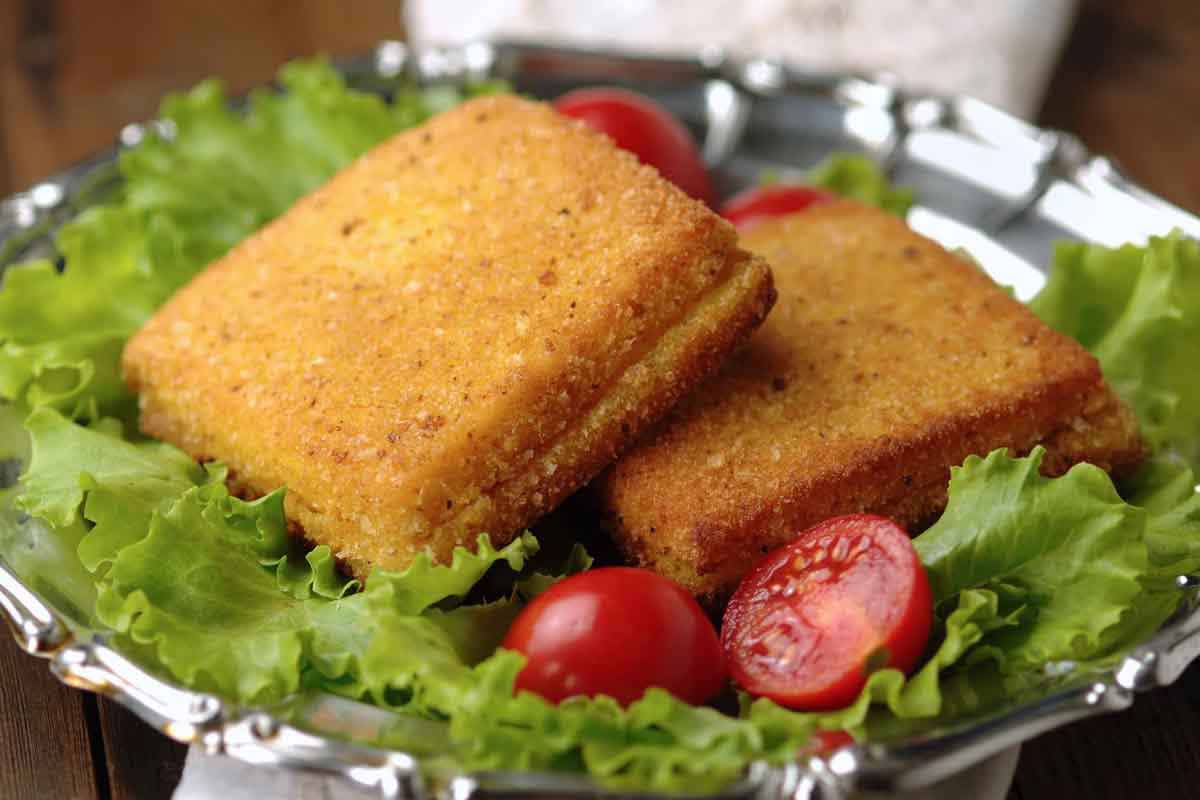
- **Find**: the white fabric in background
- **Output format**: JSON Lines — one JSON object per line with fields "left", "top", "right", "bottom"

{"left": 410, "top": 0, "right": 1079, "bottom": 118}
{"left": 179, "top": 2, "right": 1079, "bottom": 796}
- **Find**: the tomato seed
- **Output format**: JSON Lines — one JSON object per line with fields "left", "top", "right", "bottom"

{"left": 832, "top": 537, "right": 851, "bottom": 561}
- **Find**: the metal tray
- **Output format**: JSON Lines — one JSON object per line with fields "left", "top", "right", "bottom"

{"left": 2, "top": 40, "right": 1200, "bottom": 800}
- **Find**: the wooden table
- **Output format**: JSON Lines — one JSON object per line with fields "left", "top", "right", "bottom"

{"left": 2, "top": 0, "right": 1199, "bottom": 797}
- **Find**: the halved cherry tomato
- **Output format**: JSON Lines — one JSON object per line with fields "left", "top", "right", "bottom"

{"left": 502, "top": 567, "right": 725, "bottom": 706}
{"left": 721, "top": 515, "right": 932, "bottom": 711}
{"left": 554, "top": 88, "right": 714, "bottom": 205}
{"left": 719, "top": 184, "right": 836, "bottom": 230}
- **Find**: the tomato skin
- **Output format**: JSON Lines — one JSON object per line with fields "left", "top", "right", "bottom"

{"left": 721, "top": 515, "right": 933, "bottom": 711}
{"left": 554, "top": 88, "right": 714, "bottom": 206}
{"left": 719, "top": 184, "right": 836, "bottom": 230}
{"left": 502, "top": 567, "right": 725, "bottom": 706}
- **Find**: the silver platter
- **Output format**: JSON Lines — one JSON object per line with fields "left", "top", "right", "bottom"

{"left": 2, "top": 40, "right": 1200, "bottom": 800}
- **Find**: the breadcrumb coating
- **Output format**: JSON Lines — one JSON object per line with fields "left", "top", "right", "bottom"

{"left": 122, "top": 95, "right": 774, "bottom": 577}
{"left": 598, "top": 202, "right": 1143, "bottom": 601}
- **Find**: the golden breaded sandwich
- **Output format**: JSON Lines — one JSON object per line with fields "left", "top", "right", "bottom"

{"left": 123, "top": 95, "right": 775, "bottom": 577}
{"left": 597, "top": 201, "right": 1143, "bottom": 601}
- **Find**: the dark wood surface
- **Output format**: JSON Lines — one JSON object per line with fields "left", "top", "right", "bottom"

{"left": 1037, "top": 0, "right": 1200, "bottom": 214}
{"left": 0, "top": 634, "right": 103, "bottom": 799}
{"left": 2, "top": 0, "right": 1199, "bottom": 798}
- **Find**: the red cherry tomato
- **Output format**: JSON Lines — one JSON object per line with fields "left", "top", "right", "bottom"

{"left": 554, "top": 88, "right": 714, "bottom": 206}
{"left": 502, "top": 567, "right": 725, "bottom": 706}
{"left": 721, "top": 515, "right": 933, "bottom": 711}
{"left": 719, "top": 184, "right": 836, "bottom": 230}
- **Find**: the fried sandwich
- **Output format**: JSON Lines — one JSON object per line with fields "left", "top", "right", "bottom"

{"left": 597, "top": 201, "right": 1143, "bottom": 600}
{"left": 122, "top": 95, "right": 775, "bottom": 577}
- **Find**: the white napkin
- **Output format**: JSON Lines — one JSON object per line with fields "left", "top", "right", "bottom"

{"left": 177, "top": 2, "right": 1077, "bottom": 796}
{"left": 409, "top": 0, "right": 1079, "bottom": 118}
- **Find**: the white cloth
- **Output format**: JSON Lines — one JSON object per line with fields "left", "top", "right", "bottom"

{"left": 178, "top": 2, "right": 1077, "bottom": 796}
{"left": 409, "top": 0, "right": 1079, "bottom": 118}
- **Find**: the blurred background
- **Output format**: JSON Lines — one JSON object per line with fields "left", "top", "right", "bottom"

{"left": 0, "top": 0, "right": 1197, "bottom": 212}
{"left": 0, "top": 0, "right": 404, "bottom": 193}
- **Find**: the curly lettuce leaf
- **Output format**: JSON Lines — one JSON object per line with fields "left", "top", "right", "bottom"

{"left": 96, "top": 507, "right": 546, "bottom": 704}
{"left": 758, "top": 154, "right": 913, "bottom": 216}
{"left": 118, "top": 62, "right": 414, "bottom": 267}
{"left": 915, "top": 448, "right": 1140, "bottom": 603}
{"left": 809, "top": 153, "right": 914, "bottom": 216}
{"left": 96, "top": 485, "right": 312, "bottom": 701}
{"left": 0, "top": 208, "right": 162, "bottom": 421}
{"left": 1030, "top": 233, "right": 1200, "bottom": 468}
{"left": 354, "top": 635, "right": 770, "bottom": 792}
{"left": 17, "top": 406, "right": 202, "bottom": 530}
{"left": 915, "top": 448, "right": 1197, "bottom": 674}
{"left": 367, "top": 532, "right": 541, "bottom": 616}
{"left": 472, "top": 675, "right": 766, "bottom": 791}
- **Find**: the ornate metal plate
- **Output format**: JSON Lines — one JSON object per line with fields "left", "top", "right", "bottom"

{"left": 2, "top": 40, "right": 1199, "bottom": 800}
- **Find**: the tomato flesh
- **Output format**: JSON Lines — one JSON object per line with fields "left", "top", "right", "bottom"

{"left": 721, "top": 515, "right": 932, "bottom": 711}
{"left": 554, "top": 88, "right": 714, "bottom": 206}
{"left": 502, "top": 567, "right": 725, "bottom": 706}
{"left": 719, "top": 184, "right": 836, "bottom": 230}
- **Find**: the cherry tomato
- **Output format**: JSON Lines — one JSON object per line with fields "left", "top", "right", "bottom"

{"left": 719, "top": 184, "right": 836, "bottom": 230}
{"left": 502, "top": 567, "right": 725, "bottom": 706}
{"left": 554, "top": 88, "right": 714, "bottom": 205}
{"left": 721, "top": 515, "right": 933, "bottom": 711}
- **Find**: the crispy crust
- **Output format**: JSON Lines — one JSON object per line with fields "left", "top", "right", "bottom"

{"left": 122, "top": 95, "right": 774, "bottom": 577}
{"left": 596, "top": 202, "right": 1144, "bottom": 601}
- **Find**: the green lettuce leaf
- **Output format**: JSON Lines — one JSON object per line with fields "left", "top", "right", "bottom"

{"left": 95, "top": 505, "right": 550, "bottom": 705}
{"left": 96, "top": 485, "right": 312, "bottom": 701}
{"left": 17, "top": 406, "right": 202, "bottom": 530}
{"left": 0, "top": 486, "right": 97, "bottom": 627}
{"left": 367, "top": 532, "right": 540, "bottom": 616}
{"left": 1030, "top": 234, "right": 1200, "bottom": 468}
{"left": 915, "top": 447, "right": 1197, "bottom": 674}
{"left": 0, "top": 209, "right": 161, "bottom": 421}
{"left": 809, "top": 153, "right": 914, "bottom": 217}
{"left": 914, "top": 448, "right": 1140, "bottom": 602}
{"left": 348, "top": 635, "right": 772, "bottom": 792}
{"left": 758, "top": 153, "right": 913, "bottom": 216}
